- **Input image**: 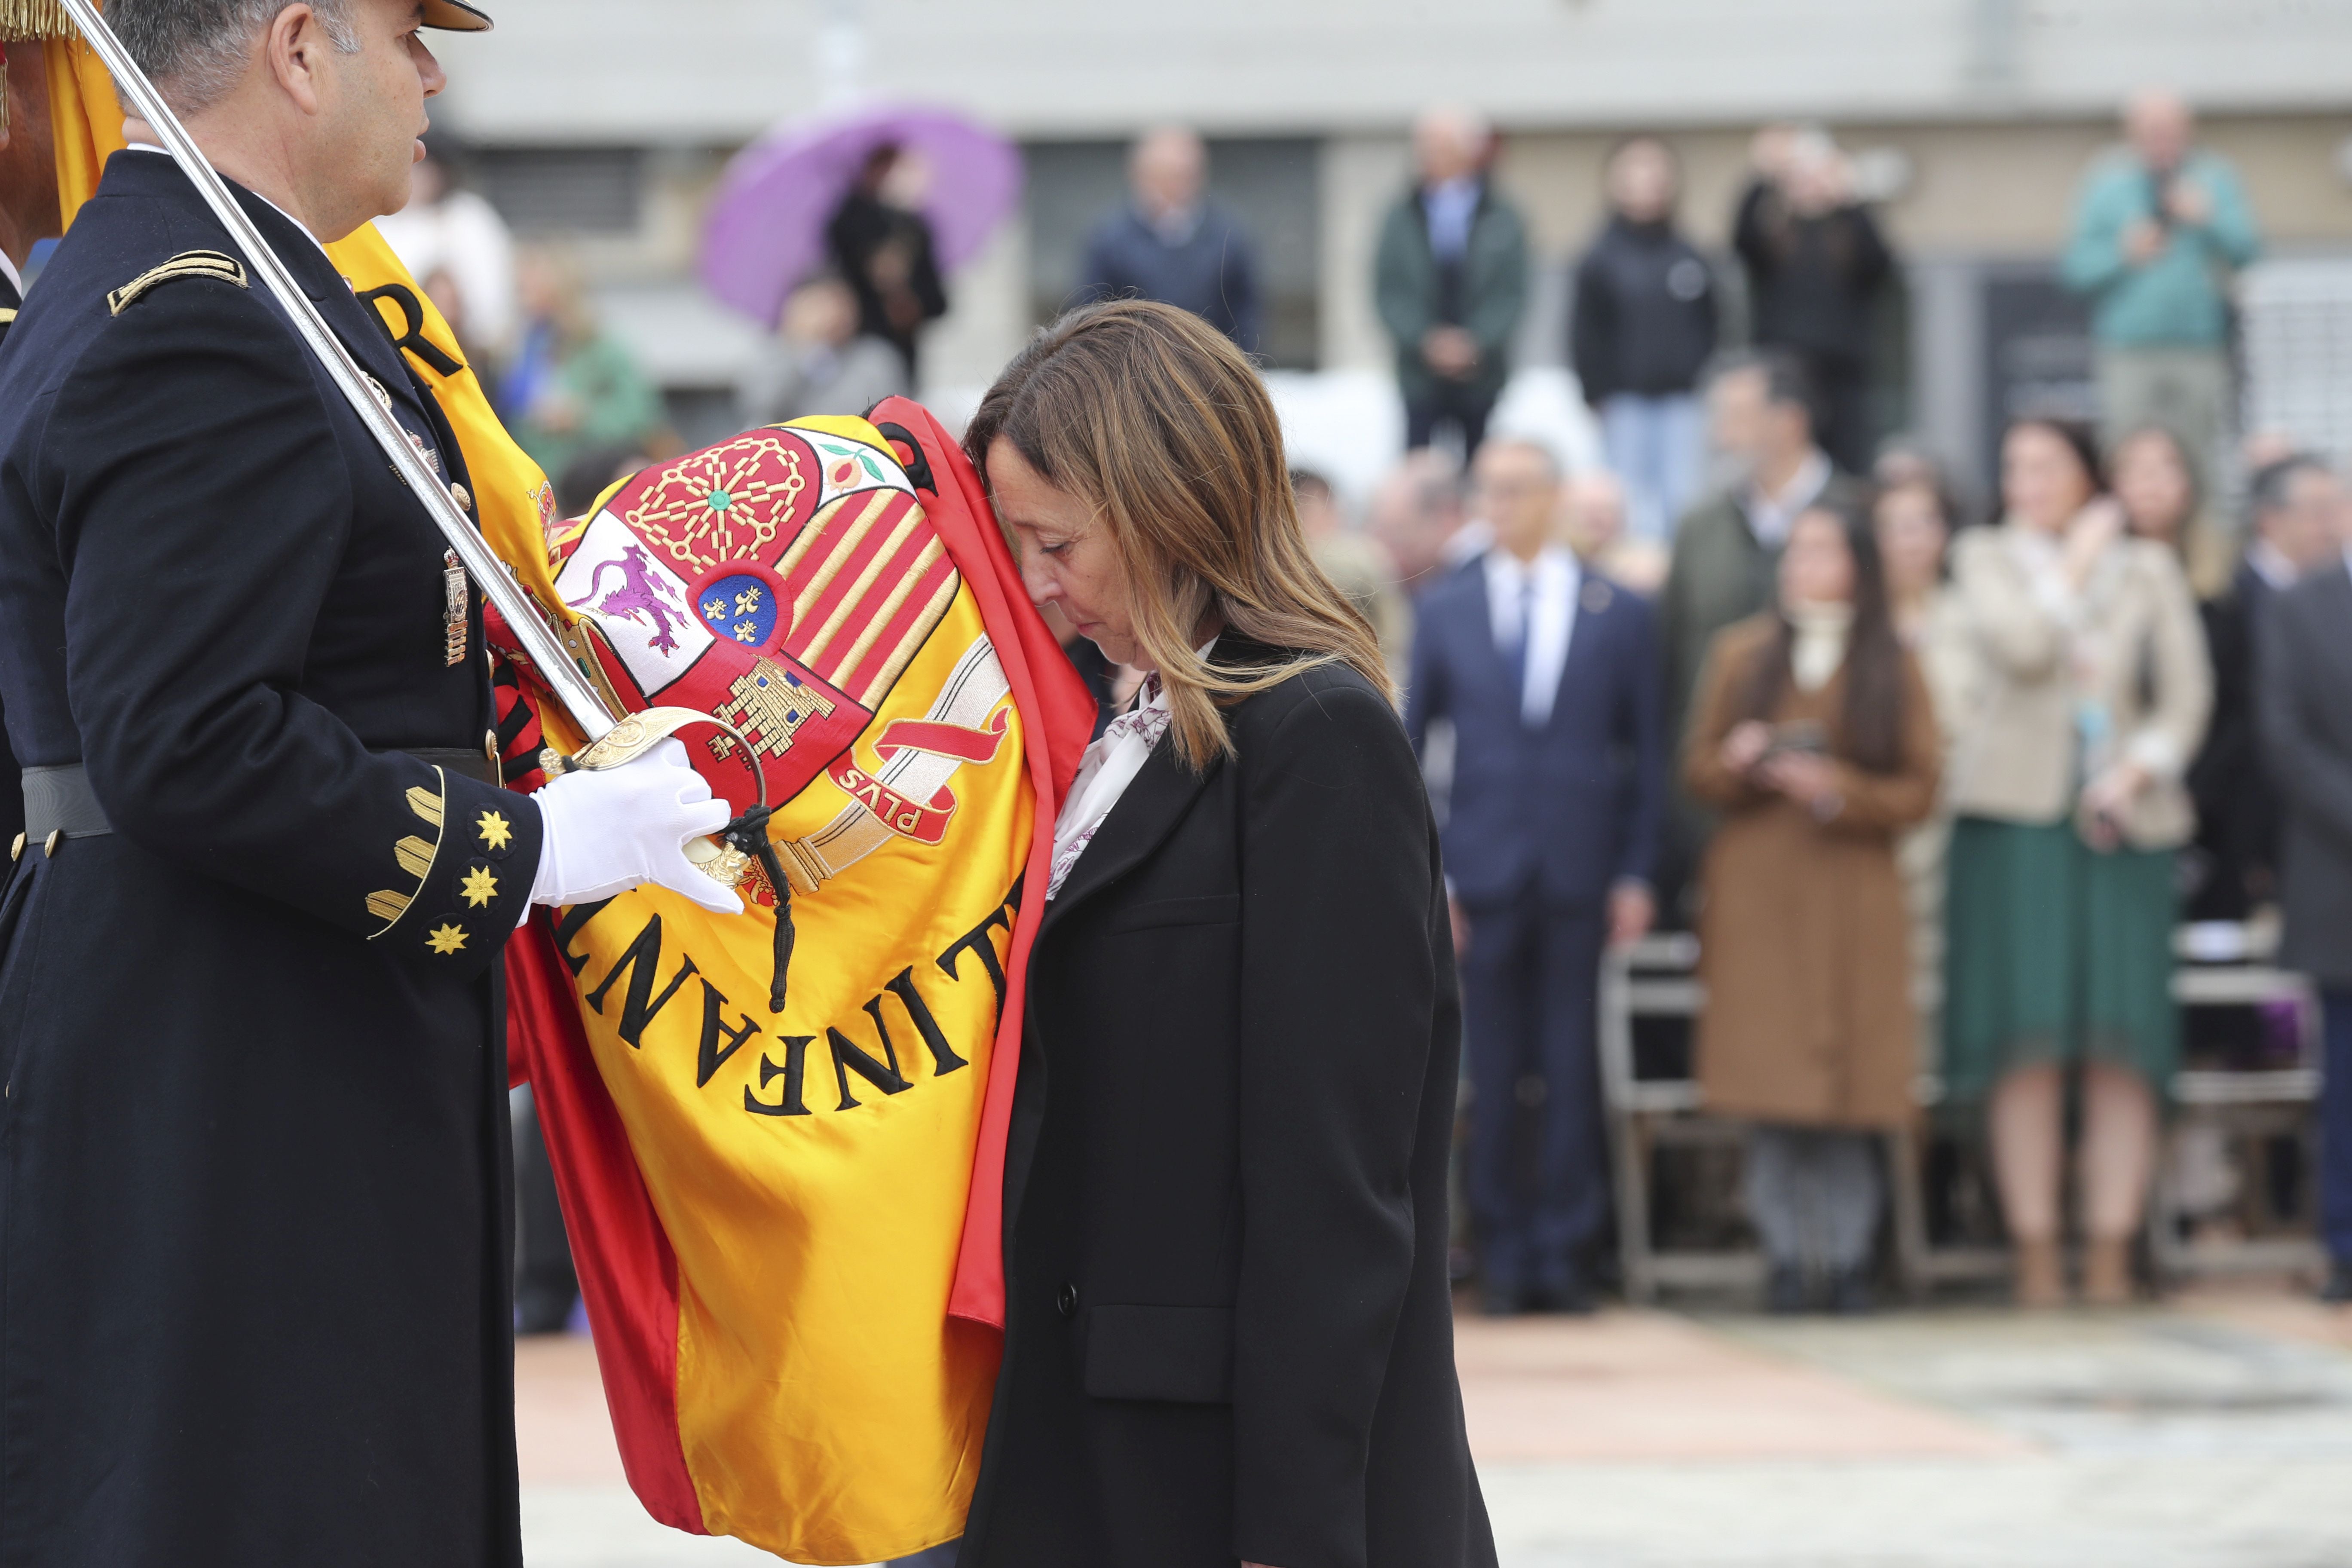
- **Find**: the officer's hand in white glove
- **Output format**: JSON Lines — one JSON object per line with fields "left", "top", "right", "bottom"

{"left": 529, "top": 738, "right": 740, "bottom": 914}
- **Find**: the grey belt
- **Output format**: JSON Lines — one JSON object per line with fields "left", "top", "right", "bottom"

{"left": 21, "top": 746, "right": 500, "bottom": 850}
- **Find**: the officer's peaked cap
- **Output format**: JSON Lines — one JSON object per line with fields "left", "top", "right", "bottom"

{"left": 0, "top": 0, "right": 493, "bottom": 40}
{"left": 423, "top": 0, "right": 495, "bottom": 33}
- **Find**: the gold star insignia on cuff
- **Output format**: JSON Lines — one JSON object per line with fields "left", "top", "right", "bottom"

{"left": 426, "top": 922, "right": 469, "bottom": 955}
{"left": 459, "top": 866, "right": 499, "bottom": 907}
{"left": 477, "top": 809, "right": 513, "bottom": 851}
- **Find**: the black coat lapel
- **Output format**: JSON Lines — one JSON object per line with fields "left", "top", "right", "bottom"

{"left": 1039, "top": 736, "right": 1219, "bottom": 941}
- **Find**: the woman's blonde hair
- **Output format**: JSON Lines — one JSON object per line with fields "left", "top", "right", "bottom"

{"left": 964, "top": 300, "right": 1392, "bottom": 770}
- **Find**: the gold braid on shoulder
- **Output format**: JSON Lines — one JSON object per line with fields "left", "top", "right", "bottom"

{"left": 107, "top": 250, "right": 250, "bottom": 316}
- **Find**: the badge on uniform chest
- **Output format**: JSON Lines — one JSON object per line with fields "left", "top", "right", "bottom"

{"left": 443, "top": 549, "right": 468, "bottom": 666}
{"left": 357, "top": 372, "right": 469, "bottom": 665}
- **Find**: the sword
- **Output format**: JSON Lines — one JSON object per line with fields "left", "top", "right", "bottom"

{"left": 59, "top": 0, "right": 772, "bottom": 896}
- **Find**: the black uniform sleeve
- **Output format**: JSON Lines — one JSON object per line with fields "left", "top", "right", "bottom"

{"left": 1232, "top": 679, "right": 1434, "bottom": 1568}
{"left": 39, "top": 278, "right": 538, "bottom": 978}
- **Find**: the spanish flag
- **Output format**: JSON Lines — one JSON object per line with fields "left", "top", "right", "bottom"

{"left": 504, "top": 410, "right": 1093, "bottom": 1563}
{"left": 37, "top": 33, "right": 1097, "bottom": 1561}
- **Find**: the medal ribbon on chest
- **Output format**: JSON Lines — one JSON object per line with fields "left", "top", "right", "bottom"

{"left": 443, "top": 548, "right": 468, "bottom": 665}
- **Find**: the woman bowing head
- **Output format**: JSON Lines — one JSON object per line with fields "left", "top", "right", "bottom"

{"left": 956, "top": 300, "right": 1496, "bottom": 1568}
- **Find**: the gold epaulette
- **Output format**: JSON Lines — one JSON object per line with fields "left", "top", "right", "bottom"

{"left": 106, "top": 250, "right": 248, "bottom": 317}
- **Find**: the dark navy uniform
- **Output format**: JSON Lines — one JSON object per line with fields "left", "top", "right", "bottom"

{"left": 0, "top": 151, "right": 541, "bottom": 1565}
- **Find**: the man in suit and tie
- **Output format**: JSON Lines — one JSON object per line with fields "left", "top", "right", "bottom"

{"left": 2257, "top": 479, "right": 2352, "bottom": 1303}
{"left": 1406, "top": 437, "right": 1665, "bottom": 1313}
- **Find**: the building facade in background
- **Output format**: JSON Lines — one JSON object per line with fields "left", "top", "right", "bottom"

{"left": 429, "top": 0, "right": 2352, "bottom": 494}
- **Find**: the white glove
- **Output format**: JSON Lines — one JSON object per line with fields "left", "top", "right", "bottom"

{"left": 529, "top": 738, "right": 740, "bottom": 915}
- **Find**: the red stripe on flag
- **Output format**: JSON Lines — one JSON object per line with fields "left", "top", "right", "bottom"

{"left": 866, "top": 398, "right": 1099, "bottom": 1329}
{"left": 811, "top": 519, "right": 939, "bottom": 681}
{"left": 785, "top": 490, "right": 917, "bottom": 649}
{"left": 505, "top": 916, "right": 707, "bottom": 1532}
{"left": 774, "top": 489, "right": 890, "bottom": 613}
{"left": 832, "top": 551, "right": 960, "bottom": 703}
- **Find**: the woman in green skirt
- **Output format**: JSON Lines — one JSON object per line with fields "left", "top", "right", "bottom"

{"left": 1944, "top": 419, "right": 2211, "bottom": 1306}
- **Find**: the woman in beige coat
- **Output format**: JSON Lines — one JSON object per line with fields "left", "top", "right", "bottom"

{"left": 1687, "top": 500, "right": 1942, "bottom": 1313}
{"left": 1944, "top": 419, "right": 2211, "bottom": 1307}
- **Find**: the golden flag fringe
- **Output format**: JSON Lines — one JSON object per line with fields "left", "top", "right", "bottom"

{"left": 0, "top": 0, "right": 72, "bottom": 41}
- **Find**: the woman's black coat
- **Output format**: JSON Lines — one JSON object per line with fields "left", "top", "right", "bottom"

{"left": 957, "top": 650, "right": 1495, "bottom": 1568}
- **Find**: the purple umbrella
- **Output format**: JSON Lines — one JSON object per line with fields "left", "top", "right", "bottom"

{"left": 701, "top": 103, "right": 1023, "bottom": 327}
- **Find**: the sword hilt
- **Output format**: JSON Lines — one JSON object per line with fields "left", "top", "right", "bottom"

{"left": 537, "top": 706, "right": 766, "bottom": 887}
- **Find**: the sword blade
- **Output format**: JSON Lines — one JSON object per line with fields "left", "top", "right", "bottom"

{"left": 55, "top": 0, "right": 618, "bottom": 742}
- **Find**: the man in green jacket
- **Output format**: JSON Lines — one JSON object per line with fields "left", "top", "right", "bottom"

{"left": 1376, "top": 105, "right": 1528, "bottom": 458}
{"left": 2061, "top": 89, "right": 2260, "bottom": 484}
{"left": 1655, "top": 350, "right": 1861, "bottom": 922}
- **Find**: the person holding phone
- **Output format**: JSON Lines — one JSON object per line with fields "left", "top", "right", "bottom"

{"left": 1943, "top": 419, "right": 2211, "bottom": 1307}
{"left": 1684, "top": 500, "right": 1940, "bottom": 1313}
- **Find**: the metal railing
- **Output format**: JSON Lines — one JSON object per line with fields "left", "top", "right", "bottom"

{"left": 1599, "top": 926, "right": 2321, "bottom": 1303}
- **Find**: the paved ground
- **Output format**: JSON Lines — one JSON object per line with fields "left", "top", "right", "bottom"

{"left": 518, "top": 1285, "right": 2352, "bottom": 1567}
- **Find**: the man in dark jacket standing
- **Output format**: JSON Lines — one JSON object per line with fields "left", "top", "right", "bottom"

{"left": 827, "top": 143, "right": 947, "bottom": 382}
{"left": 1078, "top": 126, "right": 1260, "bottom": 354}
{"left": 2188, "top": 454, "right": 2340, "bottom": 919}
{"left": 1733, "top": 127, "right": 1893, "bottom": 473}
{"left": 2256, "top": 506, "right": 2352, "bottom": 1303}
{"left": 1376, "top": 105, "right": 1528, "bottom": 458}
{"left": 1654, "top": 352, "right": 1859, "bottom": 922}
{"left": 1571, "top": 135, "right": 1716, "bottom": 544}
{"left": 1406, "top": 438, "right": 1663, "bottom": 1312}
{"left": 0, "top": 2, "right": 730, "bottom": 1561}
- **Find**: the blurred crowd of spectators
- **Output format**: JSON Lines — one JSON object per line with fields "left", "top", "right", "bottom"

{"left": 432, "top": 87, "right": 2344, "bottom": 1327}
{"left": 1388, "top": 386, "right": 2341, "bottom": 1318}
{"left": 1101, "top": 92, "right": 2352, "bottom": 1318}
{"left": 380, "top": 135, "right": 955, "bottom": 551}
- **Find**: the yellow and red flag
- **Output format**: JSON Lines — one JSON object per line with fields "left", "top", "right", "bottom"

{"left": 37, "top": 43, "right": 1096, "bottom": 1563}
{"left": 504, "top": 408, "right": 1092, "bottom": 1563}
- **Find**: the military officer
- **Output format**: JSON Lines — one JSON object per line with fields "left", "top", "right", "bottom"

{"left": 0, "top": 2, "right": 735, "bottom": 1562}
